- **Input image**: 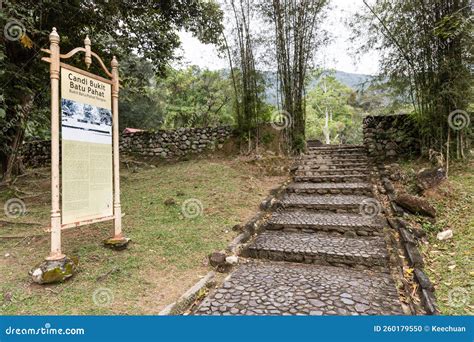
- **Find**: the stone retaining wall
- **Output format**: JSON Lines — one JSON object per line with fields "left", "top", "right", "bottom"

{"left": 120, "top": 126, "right": 232, "bottom": 158}
{"left": 21, "top": 126, "right": 234, "bottom": 168}
{"left": 21, "top": 140, "right": 51, "bottom": 168}
{"left": 363, "top": 114, "right": 420, "bottom": 161}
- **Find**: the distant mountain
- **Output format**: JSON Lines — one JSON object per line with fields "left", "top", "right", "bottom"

{"left": 331, "top": 70, "right": 374, "bottom": 90}
{"left": 262, "top": 70, "right": 374, "bottom": 105}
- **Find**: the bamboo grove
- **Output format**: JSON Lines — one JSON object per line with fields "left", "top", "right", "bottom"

{"left": 223, "top": 0, "right": 328, "bottom": 153}
{"left": 353, "top": 0, "right": 473, "bottom": 159}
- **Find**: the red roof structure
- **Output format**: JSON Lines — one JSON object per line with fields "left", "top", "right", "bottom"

{"left": 123, "top": 127, "right": 144, "bottom": 134}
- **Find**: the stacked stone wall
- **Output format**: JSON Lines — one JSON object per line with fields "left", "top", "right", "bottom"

{"left": 363, "top": 114, "right": 420, "bottom": 161}
{"left": 120, "top": 126, "right": 233, "bottom": 158}
{"left": 21, "top": 126, "right": 234, "bottom": 168}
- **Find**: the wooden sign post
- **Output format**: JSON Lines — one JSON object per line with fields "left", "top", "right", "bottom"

{"left": 30, "top": 28, "right": 129, "bottom": 284}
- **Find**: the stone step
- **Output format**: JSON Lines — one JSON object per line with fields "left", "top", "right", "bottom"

{"left": 306, "top": 151, "right": 367, "bottom": 157}
{"left": 297, "top": 162, "right": 369, "bottom": 170}
{"left": 302, "top": 157, "right": 369, "bottom": 164}
{"left": 307, "top": 144, "right": 365, "bottom": 151}
{"left": 286, "top": 182, "right": 373, "bottom": 196}
{"left": 277, "top": 194, "right": 372, "bottom": 213}
{"left": 306, "top": 140, "right": 326, "bottom": 148}
{"left": 244, "top": 230, "right": 389, "bottom": 267}
{"left": 306, "top": 156, "right": 368, "bottom": 160}
{"left": 307, "top": 149, "right": 366, "bottom": 155}
{"left": 299, "top": 161, "right": 370, "bottom": 168}
{"left": 305, "top": 149, "right": 367, "bottom": 155}
{"left": 294, "top": 174, "right": 369, "bottom": 183}
{"left": 194, "top": 261, "right": 403, "bottom": 315}
{"left": 295, "top": 169, "right": 372, "bottom": 176}
{"left": 266, "top": 210, "right": 385, "bottom": 236}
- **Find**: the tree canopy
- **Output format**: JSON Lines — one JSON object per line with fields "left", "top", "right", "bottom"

{"left": 351, "top": 0, "right": 473, "bottom": 156}
{"left": 0, "top": 0, "right": 224, "bottom": 180}
{"left": 306, "top": 73, "right": 363, "bottom": 145}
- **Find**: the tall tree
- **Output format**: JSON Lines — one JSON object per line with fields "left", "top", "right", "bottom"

{"left": 262, "top": 0, "right": 328, "bottom": 152}
{"left": 0, "top": 0, "right": 223, "bottom": 182}
{"left": 223, "top": 0, "right": 267, "bottom": 152}
{"left": 306, "top": 73, "right": 363, "bottom": 145}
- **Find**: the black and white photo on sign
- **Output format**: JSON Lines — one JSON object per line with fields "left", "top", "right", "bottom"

{"left": 61, "top": 98, "right": 112, "bottom": 144}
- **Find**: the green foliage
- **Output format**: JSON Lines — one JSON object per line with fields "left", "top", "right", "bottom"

{"left": 421, "top": 221, "right": 441, "bottom": 234}
{"left": 351, "top": 0, "right": 473, "bottom": 155}
{"left": 261, "top": 131, "right": 274, "bottom": 146}
{"left": 355, "top": 80, "right": 414, "bottom": 116}
{"left": 261, "top": 0, "right": 329, "bottom": 152}
{"left": 119, "top": 56, "right": 166, "bottom": 130}
{"left": 0, "top": 0, "right": 224, "bottom": 176}
{"left": 222, "top": 0, "right": 271, "bottom": 144}
{"left": 161, "top": 66, "right": 234, "bottom": 128}
{"left": 117, "top": 63, "right": 236, "bottom": 130}
{"left": 305, "top": 74, "right": 364, "bottom": 144}
{"left": 293, "top": 134, "right": 306, "bottom": 152}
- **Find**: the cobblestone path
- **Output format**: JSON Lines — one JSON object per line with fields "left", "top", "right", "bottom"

{"left": 195, "top": 144, "right": 403, "bottom": 315}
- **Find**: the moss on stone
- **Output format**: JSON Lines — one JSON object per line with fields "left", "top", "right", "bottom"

{"left": 103, "top": 237, "right": 130, "bottom": 250}
{"left": 30, "top": 257, "right": 77, "bottom": 284}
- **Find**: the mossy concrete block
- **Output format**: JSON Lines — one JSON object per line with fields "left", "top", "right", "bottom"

{"left": 405, "top": 243, "right": 424, "bottom": 267}
{"left": 30, "top": 257, "right": 77, "bottom": 284}
{"left": 226, "top": 231, "right": 251, "bottom": 254}
{"left": 244, "top": 212, "right": 265, "bottom": 234}
{"left": 104, "top": 237, "right": 130, "bottom": 250}
{"left": 399, "top": 227, "right": 416, "bottom": 245}
{"left": 414, "top": 268, "right": 434, "bottom": 291}
{"left": 159, "top": 271, "right": 215, "bottom": 315}
{"left": 421, "top": 288, "right": 439, "bottom": 315}
{"left": 260, "top": 196, "right": 276, "bottom": 211}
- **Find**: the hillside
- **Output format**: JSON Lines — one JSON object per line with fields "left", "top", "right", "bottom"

{"left": 263, "top": 70, "right": 374, "bottom": 105}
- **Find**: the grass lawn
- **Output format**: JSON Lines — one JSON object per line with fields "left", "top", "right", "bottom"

{"left": 399, "top": 159, "right": 473, "bottom": 315}
{"left": 0, "top": 154, "right": 287, "bottom": 314}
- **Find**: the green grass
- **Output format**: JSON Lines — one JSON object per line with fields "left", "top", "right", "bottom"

{"left": 0, "top": 155, "right": 287, "bottom": 314}
{"left": 400, "top": 159, "right": 473, "bottom": 315}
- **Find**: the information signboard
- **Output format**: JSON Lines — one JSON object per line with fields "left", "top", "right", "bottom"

{"left": 60, "top": 67, "right": 113, "bottom": 225}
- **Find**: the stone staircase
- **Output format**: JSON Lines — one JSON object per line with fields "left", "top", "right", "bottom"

{"left": 195, "top": 144, "right": 404, "bottom": 315}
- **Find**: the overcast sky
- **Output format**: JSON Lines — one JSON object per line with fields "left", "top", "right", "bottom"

{"left": 175, "top": 0, "right": 380, "bottom": 75}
